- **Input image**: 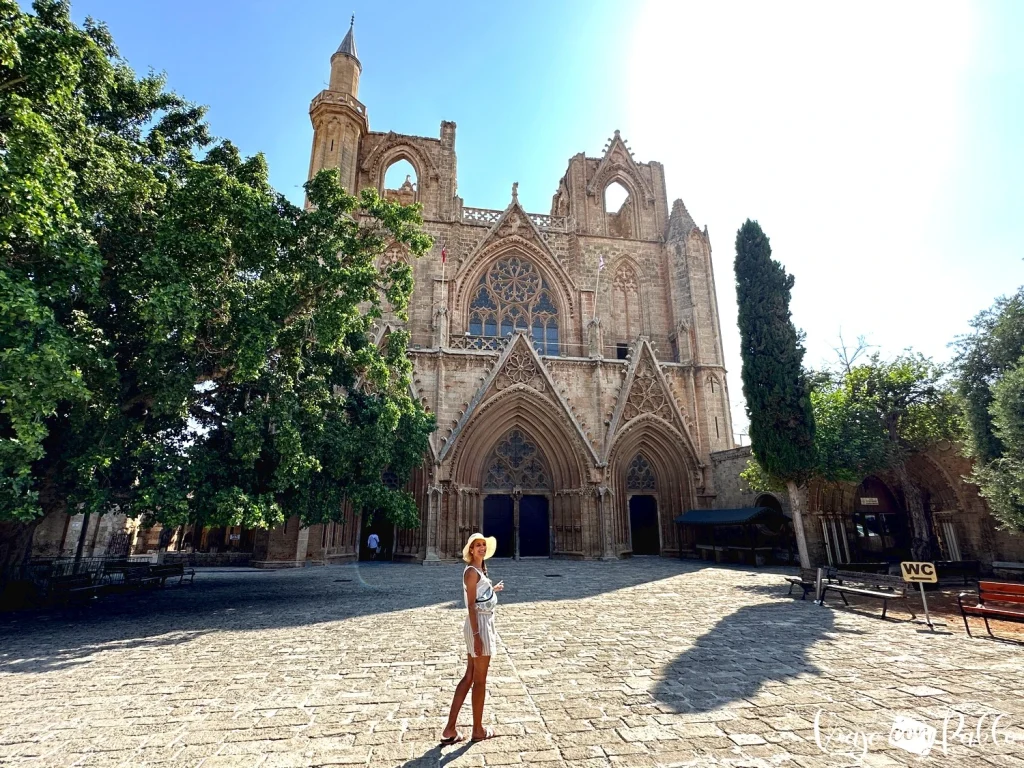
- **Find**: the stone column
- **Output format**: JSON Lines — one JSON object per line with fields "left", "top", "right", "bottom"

{"left": 423, "top": 482, "right": 442, "bottom": 563}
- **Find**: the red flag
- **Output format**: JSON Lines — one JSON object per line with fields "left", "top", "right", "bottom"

{"left": 441, "top": 243, "right": 447, "bottom": 263}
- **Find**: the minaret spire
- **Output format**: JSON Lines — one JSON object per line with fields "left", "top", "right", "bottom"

{"left": 336, "top": 14, "right": 359, "bottom": 63}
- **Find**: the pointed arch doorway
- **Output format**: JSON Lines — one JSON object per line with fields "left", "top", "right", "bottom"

{"left": 627, "top": 454, "right": 660, "bottom": 555}
{"left": 481, "top": 428, "right": 551, "bottom": 558}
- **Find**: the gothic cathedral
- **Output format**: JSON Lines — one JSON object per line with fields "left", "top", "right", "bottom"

{"left": 257, "top": 20, "right": 735, "bottom": 564}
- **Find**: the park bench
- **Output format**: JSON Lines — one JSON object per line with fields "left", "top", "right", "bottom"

{"left": 103, "top": 561, "right": 160, "bottom": 590}
{"left": 991, "top": 561, "right": 1024, "bottom": 579}
{"left": 48, "top": 573, "right": 102, "bottom": 604}
{"left": 958, "top": 581, "right": 1024, "bottom": 639}
{"left": 149, "top": 563, "right": 195, "bottom": 587}
{"left": 785, "top": 568, "right": 820, "bottom": 600}
{"left": 819, "top": 568, "right": 915, "bottom": 620}
{"left": 934, "top": 560, "right": 981, "bottom": 586}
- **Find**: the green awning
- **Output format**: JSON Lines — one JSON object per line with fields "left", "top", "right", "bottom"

{"left": 674, "top": 507, "right": 784, "bottom": 526}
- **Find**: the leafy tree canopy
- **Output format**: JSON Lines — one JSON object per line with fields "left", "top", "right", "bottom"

{"left": 0, "top": 1, "right": 434, "bottom": 546}
{"left": 954, "top": 289, "right": 1024, "bottom": 529}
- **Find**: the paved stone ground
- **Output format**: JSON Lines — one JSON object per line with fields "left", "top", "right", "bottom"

{"left": 2, "top": 559, "right": 1024, "bottom": 768}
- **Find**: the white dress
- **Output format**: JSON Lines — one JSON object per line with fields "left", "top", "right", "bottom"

{"left": 463, "top": 565, "right": 498, "bottom": 657}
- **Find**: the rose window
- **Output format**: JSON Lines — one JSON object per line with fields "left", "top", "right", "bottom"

{"left": 469, "top": 256, "right": 560, "bottom": 355}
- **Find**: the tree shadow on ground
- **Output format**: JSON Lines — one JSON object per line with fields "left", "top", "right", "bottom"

{"left": 652, "top": 599, "right": 857, "bottom": 712}
{"left": 0, "top": 558, "right": 725, "bottom": 674}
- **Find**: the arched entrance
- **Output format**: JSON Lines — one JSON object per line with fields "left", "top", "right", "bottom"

{"left": 852, "top": 476, "right": 911, "bottom": 562}
{"left": 626, "top": 454, "right": 660, "bottom": 555}
{"left": 606, "top": 416, "right": 698, "bottom": 558}
{"left": 481, "top": 428, "right": 551, "bottom": 558}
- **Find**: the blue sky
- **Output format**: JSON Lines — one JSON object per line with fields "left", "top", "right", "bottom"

{"left": 61, "top": 1, "right": 1024, "bottom": 438}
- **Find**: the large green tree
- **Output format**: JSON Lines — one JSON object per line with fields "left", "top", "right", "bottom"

{"left": 0, "top": 0, "right": 434, "bottom": 581}
{"left": 832, "top": 354, "right": 959, "bottom": 560}
{"left": 734, "top": 219, "right": 816, "bottom": 567}
{"left": 954, "top": 289, "right": 1024, "bottom": 529}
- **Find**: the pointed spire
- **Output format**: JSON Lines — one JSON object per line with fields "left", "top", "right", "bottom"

{"left": 336, "top": 14, "right": 359, "bottom": 62}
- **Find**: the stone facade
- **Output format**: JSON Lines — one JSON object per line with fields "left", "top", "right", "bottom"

{"left": 709, "top": 444, "right": 1024, "bottom": 572}
{"left": 254, "top": 22, "right": 735, "bottom": 564}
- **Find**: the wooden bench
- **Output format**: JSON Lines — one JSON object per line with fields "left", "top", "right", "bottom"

{"left": 49, "top": 574, "right": 102, "bottom": 604}
{"left": 785, "top": 568, "right": 820, "bottom": 600}
{"left": 819, "top": 569, "right": 915, "bottom": 620}
{"left": 149, "top": 563, "right": 195, "bottom": 586}
{"left": 934, "top": 560, "right": 981, "bottom": 586}
{"left": 991, "top": 561, "right": 1024, "bottom": 578}
{"left": 103, "top": 562, "right": 160, "bottom": 590}
{"left": 958, "top": 581, "right": 1024, "bottom": 638}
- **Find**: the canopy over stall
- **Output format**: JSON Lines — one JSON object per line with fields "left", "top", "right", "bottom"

{"left": 674, "top": 507, "right": 792, "bottom": 565}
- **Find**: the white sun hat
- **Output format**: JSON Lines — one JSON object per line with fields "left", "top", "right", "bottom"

{"left": 462, "top": 532, "right": 497, "bottom": 562}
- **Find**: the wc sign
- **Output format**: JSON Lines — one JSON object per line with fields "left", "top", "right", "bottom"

{"left": 901, "top": 561, "right": 938, "bottom": 629}
{"left": 900, "top": 561, "right": 938, "bottom": 583}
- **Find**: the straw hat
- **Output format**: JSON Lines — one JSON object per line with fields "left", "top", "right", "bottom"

{"left": 462, "top": 532, "right": 497, "bottom": 562}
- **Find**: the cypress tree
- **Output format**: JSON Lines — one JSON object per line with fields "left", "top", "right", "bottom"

{"left": 735, "top": 220, "right": 816, "bottom": 567}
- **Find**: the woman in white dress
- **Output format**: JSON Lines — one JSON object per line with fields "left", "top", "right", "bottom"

{"left": 440, "top": 532, "right": 503, "bottom": 744}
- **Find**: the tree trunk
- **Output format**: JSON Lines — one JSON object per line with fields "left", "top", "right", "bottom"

{"left": 785, "top": 480, "right": 812, "bottom": 569}
{"left": 0, "top": 519, "right": 40, "bottom": 593}
{"left": 894, "top": 460, "right": 933, "bottom": 561}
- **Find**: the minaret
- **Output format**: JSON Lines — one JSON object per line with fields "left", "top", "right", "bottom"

{"left": 307, "top": 15, "right": 368, "bottom": 196}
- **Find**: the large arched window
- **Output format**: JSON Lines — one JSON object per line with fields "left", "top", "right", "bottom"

{"left": 469, "top": 256, "right": 560, "bottom": 355}
{"left": 482, "top": 429, "right": 550, "bottom": 491}
{"left": 383, "top": 158, "right": 417, "bottom": 205}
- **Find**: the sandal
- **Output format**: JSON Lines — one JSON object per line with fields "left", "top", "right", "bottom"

{"left": 470, "top": 727, "right": 496, "bottom": 742}
{"left": 440, "top": 731, "right": 465, "bottom": 745}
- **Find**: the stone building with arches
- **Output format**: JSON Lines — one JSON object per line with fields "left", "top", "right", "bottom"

{"left": 242, "top": 20, "right": 736, "bottom": 566}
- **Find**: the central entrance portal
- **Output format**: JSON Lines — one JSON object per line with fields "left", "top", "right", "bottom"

{"left": 629, "top": 495, "right": 660, "bottom": 555}
{"left": 519, "top": 495, "right": 550, "bottom": 557}
{"left": 480, "top": 428, "right": 552, "bottom": 559}
{"left": 483, "top": 495, "right": 515, "bottom": 558}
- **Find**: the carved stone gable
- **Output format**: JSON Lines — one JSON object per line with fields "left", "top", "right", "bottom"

{"left": 495, "top": 347, "right": 543, "bottom": 391}
{"left": 623, "top": 358, "right": 673, "bottom": 422}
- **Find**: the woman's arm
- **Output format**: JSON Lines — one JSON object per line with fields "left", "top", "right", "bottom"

{"left": 464, "top": 568, "right": 481, "bottom": 638}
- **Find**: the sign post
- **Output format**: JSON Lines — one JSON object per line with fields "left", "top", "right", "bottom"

{"left": 900, "top": 561, "right": 937, "bottom": 629}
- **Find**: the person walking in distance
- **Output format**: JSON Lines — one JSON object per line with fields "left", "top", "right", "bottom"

{"left": 440, "top": 533, "right": 503, "bottom": 744}
{"left": 366, "top": 531, "right": 380, "bottom": 561}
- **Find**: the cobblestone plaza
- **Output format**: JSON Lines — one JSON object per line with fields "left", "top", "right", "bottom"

{"left": 2, "top": 560, "right": 1024, "bottom": 767}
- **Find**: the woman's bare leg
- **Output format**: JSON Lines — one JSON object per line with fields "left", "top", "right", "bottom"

{"left": 471, "top": 654, "right": 491, "bottom": 739}
{"left": 442, "top": 657, "right": 474, "bottom": 740}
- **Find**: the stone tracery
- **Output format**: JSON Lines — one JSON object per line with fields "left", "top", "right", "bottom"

{"left": 623, "top": 359, "right": 673, "bottom": 422}
{"left": 468, "top": 255, "right": 560, "bottom": 355}
{"left": 482, "top": 429, "right": 551, "bottom": 491}
{"left": 626, "top": 454, "right": 657, "bottom": 491}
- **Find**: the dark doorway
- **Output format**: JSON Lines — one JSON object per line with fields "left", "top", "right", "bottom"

{"left": 519, "top": 495, "right": 550, "bottom": 557}
{"left": 359, "top": 512, "right": 394, "bottom": 561}
{"left": 483, "top": 495, "right": 515, "bottom": 558}
{"left": 629, "top": 495, "right": 660, "bottom": 555}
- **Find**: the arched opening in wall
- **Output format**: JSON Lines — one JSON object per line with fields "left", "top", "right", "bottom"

{"left": 383, "top": 159, "right": 417, "bottom": 205}
{"left": 481, "top": 428, "right": 551, "bottom": 558}
{"left": 850, "top": 476, "right": 910, "bottom": 564}
{"left": 604, "top": 181, "right": 634, "bottom": 238}
{"left": 626, "top": 454, "right": 660, "bottom": 555}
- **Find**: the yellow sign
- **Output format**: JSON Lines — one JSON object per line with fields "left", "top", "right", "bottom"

{"left": 900, "top": 561, "right": 937, "bottom": 583}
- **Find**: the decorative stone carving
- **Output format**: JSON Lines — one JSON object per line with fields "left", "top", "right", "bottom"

{"left": 482, "top": 429, "right": 550, "bottom": 491}
{"left": 495, "top": 348, "right": 543, "bottom": 391}
{"left": 626, "top": 454, "right": 657, "bottom": 491}
{"left": 623, "top": 359, "right": 673, "bottom": 422}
